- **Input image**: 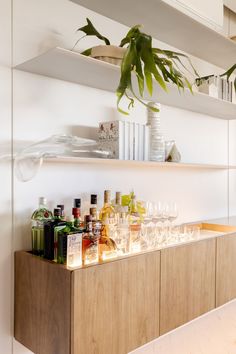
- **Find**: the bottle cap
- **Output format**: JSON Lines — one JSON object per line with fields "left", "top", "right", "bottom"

{"left": 39, "top": 197, "right": 47, "bottom": 206}
{"left": 54, "top": 208, "right": 61, "bottom": 217}
{"left": 72, "top": 207, "right": 80, "bottom": 218}
{"left": 74, "top": 198, "right": 81, "bottom": 208}
{"left": 90, "top": 194, "right": 97, "bottom": 205}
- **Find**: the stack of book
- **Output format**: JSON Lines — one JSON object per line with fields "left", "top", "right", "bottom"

{"left": 196, "top": 75, "right": 234, "bottom": 102}
{"left": 98, "top": 120, "right": 150, "bottom": 161}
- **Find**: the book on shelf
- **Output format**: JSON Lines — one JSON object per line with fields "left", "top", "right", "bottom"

{"left": 196, "top": 75, "right": 234, "bottom": 103}
{"left": 98, "top": 120, "right": 149, "bottom": 161}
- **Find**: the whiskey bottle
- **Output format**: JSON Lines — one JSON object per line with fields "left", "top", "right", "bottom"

{"left": 82, "top": 215, "right": 99, "bottom": 265}
{"left": 90, "top": 194, "right": 97, "bottom": 209}
{"left": 43, "top": 208, "right": 66, "bottom": 260}
{"left": 90, "top": 207, "right": 102, "bottom": 238}
{"left": 31, "top": 197, "right": 53, "bottom": 256}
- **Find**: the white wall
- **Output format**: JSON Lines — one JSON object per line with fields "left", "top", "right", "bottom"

{"left": 0, "top": 0, "right": 12, "bottom": 352}
{"left": 0, "top": 0, "right": 232, "bottom": 353}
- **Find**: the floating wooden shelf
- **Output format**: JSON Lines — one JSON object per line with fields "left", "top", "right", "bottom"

{"left": 44, "top": 156, "right": 232, "bottom": 170}
{"left": 15, "top": 48, "right": 236, "bottom": 120}
{"left": 70, "top": 0, "right": 236, "bottom": 70}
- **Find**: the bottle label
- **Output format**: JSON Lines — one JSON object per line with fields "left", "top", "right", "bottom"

{"left": 67, "top": 233, "right": 82, "bottom": 268}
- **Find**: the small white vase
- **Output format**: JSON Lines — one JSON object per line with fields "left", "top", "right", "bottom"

{"left": 91, "top": 45, "right": 126, "bottom": 66}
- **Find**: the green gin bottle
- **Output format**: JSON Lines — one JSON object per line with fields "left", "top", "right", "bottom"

{"left": 31, "top": 197, "right": 53, "bottom": 256}
{"left": 57, "top": 217, "right": 83, "bottom": 267}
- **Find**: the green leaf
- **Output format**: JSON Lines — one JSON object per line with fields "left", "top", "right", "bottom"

{"left": 119, "top": 25, "right": 141, "bottom": 47}
{"left": 80, "top": 48, "right": 92, "bottom": 56}
{"left": 77, "top": 18, "right": 110, "bottom": 45}
{"left": 221, "top": 64, "right": 236, "bottom": 80}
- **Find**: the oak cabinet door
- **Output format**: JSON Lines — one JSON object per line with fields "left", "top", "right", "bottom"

{"left": 160, "top": 238, "right": 216, "bottom": 334}
{"left": 216, "top": 233, "right": 236, "bottom": 306}
{"left": 72, "top": 251, "right": 160, "bottom": 354}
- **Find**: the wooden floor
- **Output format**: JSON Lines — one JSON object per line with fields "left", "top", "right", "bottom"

{"left": 129, "top": 300, "right": 236, "bottom": 354}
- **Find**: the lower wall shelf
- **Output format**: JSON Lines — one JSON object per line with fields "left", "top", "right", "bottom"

{"left": 45, "top": 156, "right": 232, "bottom": 170}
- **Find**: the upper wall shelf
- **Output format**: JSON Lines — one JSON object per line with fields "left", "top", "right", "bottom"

{"left": 70, "top": 0, "right": 236, "bottom": 70}
{"left": 15, "top": 47, "right": 236, "bottom": 120}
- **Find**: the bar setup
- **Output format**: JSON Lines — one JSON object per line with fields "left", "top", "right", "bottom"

{"left": 14, "top": 190, "right": 236, "bottom": 354}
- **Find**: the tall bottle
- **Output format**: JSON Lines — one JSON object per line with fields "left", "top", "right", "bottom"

{"left": 31, "top": 197, "right": 53, "bottom": 256}
{"left": 90, "top": 194, "right": 97, "bottom": 209}
{"left": 74, "top": 198, "right": 83, "bottom": 227}
{"left": 82, "top": 215, "right": 99, "bottom": 265}
{"left": 57, "top": 217, "right": 83, "bottom": 266}
{"left": 44, "top": 208, "right": 66, "bottom": 261}
{"left": 113, "top": 191, "right": 123, "bottom": 223}
{"left": 72, "top": 207, "right": 82, "bottom": 229}
{"left": 57, "top": 204, "right": 65, "bottom": 220}
{"left": 99, "top": 190, "right": 117, "bottom": 260}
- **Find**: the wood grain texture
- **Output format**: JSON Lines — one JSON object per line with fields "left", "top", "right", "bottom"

{"left": 72, "top": 251, "right": 160, "bottom": 354}
{"left": 14, "top": 251, "right": 72, "bottom": 354}
{"left": 216, "top": 233, "right": 236, "bottom": 306}
{"left": 160, "top": 238, "right": 216, "bottom": 335}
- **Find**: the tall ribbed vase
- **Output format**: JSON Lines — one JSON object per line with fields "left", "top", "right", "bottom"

{"left": 147, "top": 102, "right": 165, "bottom": 162}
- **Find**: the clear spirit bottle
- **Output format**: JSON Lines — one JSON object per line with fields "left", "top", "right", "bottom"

{"left": 99, "top": 190, "right": 117, "bottom": 260}
{"left": 31, "top": 197, "right": 53, "bottom": 256}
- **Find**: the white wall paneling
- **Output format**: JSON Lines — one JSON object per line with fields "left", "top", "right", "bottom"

{"left": 0, "top": 0, "right": 12, "bottom": 353}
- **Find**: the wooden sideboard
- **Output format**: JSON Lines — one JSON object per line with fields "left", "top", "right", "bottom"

{"left": 15, "top": 250, "right": 160, "bottom": 354}
{"left": 14, "top": 228, "right": 236, "bottom": 354}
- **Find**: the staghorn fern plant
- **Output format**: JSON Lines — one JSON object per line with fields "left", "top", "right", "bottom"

{"left": 75, "top": 18, "right": 198, "bottom": 115}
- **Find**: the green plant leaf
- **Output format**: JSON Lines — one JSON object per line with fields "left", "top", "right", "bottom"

{"left": 77, "top": 18, "right": 110, "bottom": 45}
{"left": 221, "top": 64, "right": 236, "bottom": 80}
{"left": 119, "top": 25, "right": 141, "bottom": 47}
{"left": 80, "top": 48, "right": 92, "bottom": 56}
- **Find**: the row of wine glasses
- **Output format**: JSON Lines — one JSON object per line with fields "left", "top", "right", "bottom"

{"left": 143, "top": 201, "right": 178, "bottom": 225}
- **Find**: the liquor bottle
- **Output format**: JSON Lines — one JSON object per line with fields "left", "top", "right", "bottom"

{"left": 99, "top": 190, "right": 117, "bottom": 260}
{"left": 90, "top": 207, "right": 102, "bottom": 238}
{"left": 100, "top": 190, "right": 115, "bottom": 224}
{"left": 74, "top": 198, "right": 83, "bottom": 227}
{"left": 31, "top": 197, "right": 53, "bottom": 256}
{"left": 57, "top": 204, "right": 65, "bottom": 220}
{"left": 72, "top": 207, "right": 82, "bottom": 229}
{"left": 82, "top": 215, "right": 99, "bottom": 265}
{"left": 128, "top": 193, "right": 141, "bottom": 230}
{"left": 113, "top": 191, "right": 123, "bottom": 223}
{"left": 44, "top": 208, "right": 66, "bottom": 261}
{"left": 57, "top": 217, "right": 82, "bottom": 266}
{"left": 114, "top": 211, "right": 130, "bottom": 255}
{"left": 90, "top": 194, "right": 97, "bottom": 209}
